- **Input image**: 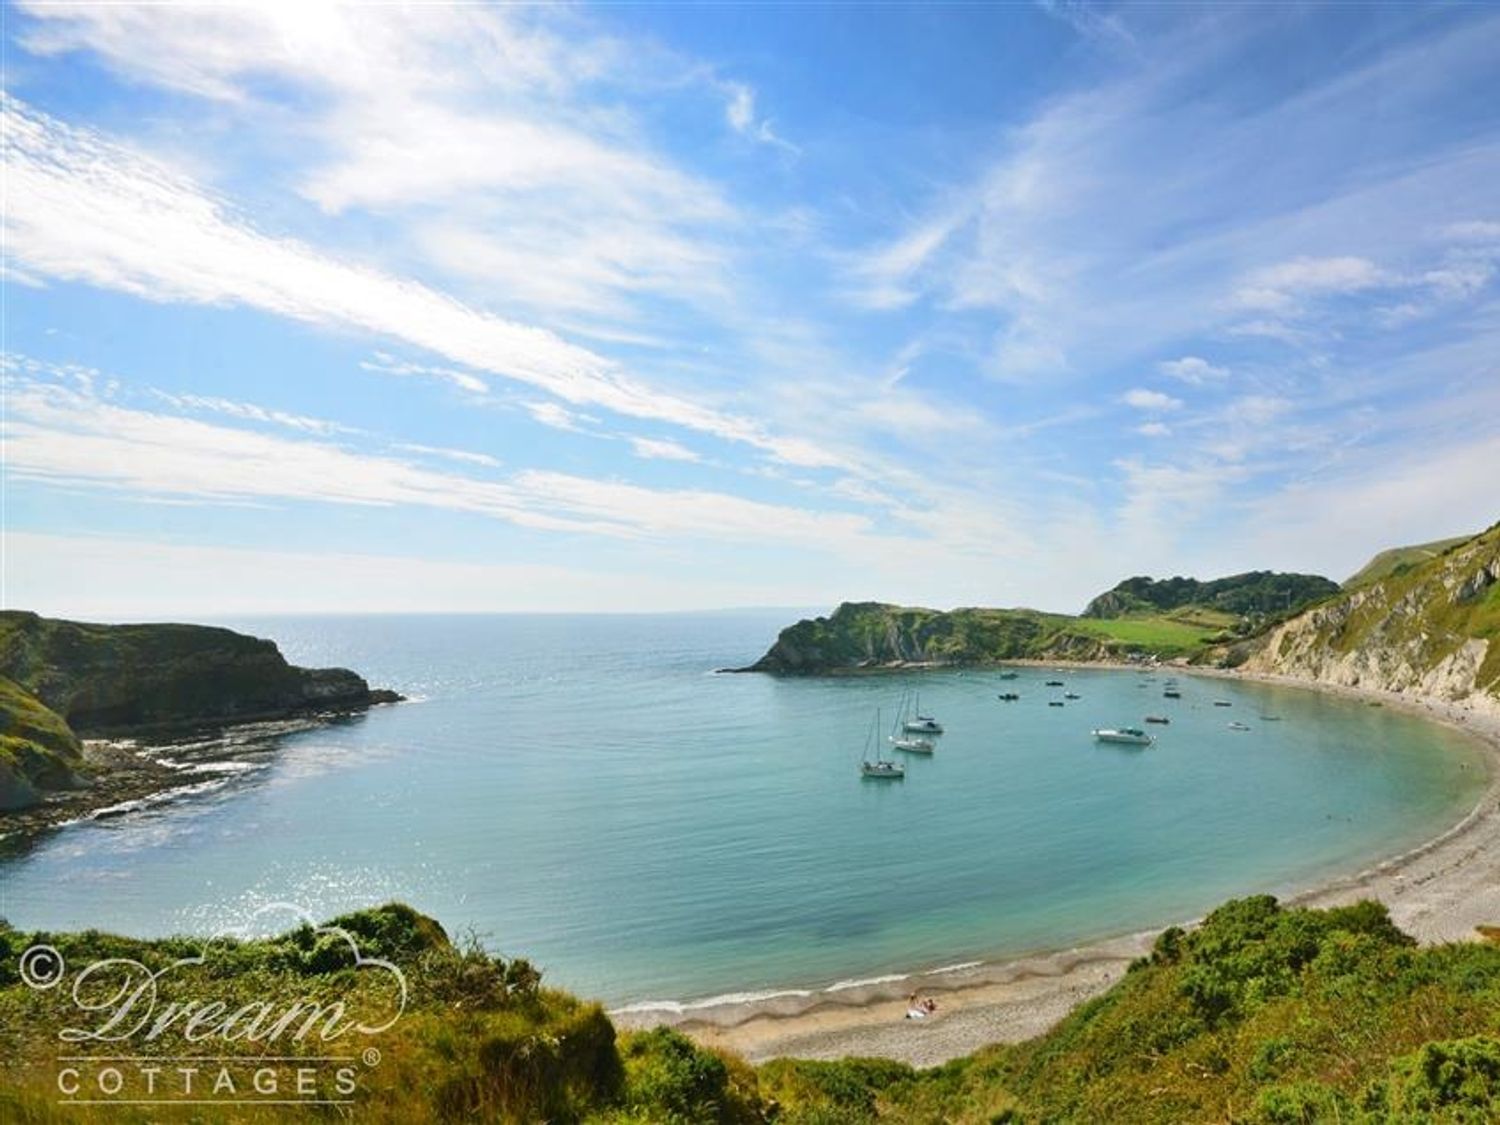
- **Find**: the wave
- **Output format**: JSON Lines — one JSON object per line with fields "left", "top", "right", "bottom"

{"left": 612, "top": 986, "right": 815, "bottom": 1016}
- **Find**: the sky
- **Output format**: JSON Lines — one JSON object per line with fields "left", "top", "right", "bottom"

{"left": 2, "top": 1, "right": 1498, "bottom": 619}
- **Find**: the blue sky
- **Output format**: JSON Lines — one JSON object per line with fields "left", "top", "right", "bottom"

{"left": 3, "top": 1, "right": 1498, "bottom": 618}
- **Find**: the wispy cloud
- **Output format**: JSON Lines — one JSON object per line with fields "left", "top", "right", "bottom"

{"left": 722, "top": 81, "right": 797, "bottom": 153}
{"left": 628, "top": 436, "right": 700, "bottom": 462}
{"left": 843, "top": 10, "right": 1500, "bottom": 379}
{"left": 151, "top": 390, "right": 355, "bottom": 436}
{"left": 2, "top": 366, "right": 874, "bottom": 546}
{"left": 16, "top": 2, "right": 745, "bottom": 328}
{"left": 2, "top": 97, "right": 841, "bottom": 469}
{"left": 1122, "top": 388, "right": 1183, "bottom": 412}
{"left": 1231, "top": 255, "right": 1386, "bottom": 313}
{"left": 1158, "top": 356, "right": 1229, "bottom": 385}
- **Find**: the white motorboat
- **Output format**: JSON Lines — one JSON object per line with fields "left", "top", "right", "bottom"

{"left": 1092, "top": 727, "right": 1155, "bottom": 746}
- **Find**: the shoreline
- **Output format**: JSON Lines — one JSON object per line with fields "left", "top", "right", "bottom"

{"left": 615, "top": 669, "right": 1500, "bottom": 1068}
{"left": 0, "top": 702, "right": 402, "bottom": 846}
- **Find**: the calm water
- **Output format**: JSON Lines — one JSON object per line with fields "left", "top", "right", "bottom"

{"left": 0, "top": 613, "right": 1487, "bottom": 1005}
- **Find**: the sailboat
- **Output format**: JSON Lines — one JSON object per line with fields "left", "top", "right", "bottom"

{"left": 901, "top": 691, "right": 944, "bottom": 734}
{"left": 889, "top": 692, "right": 935, "bottom": 753}
{"left": 861, "top": 708, "right": 906, "bottom": 779}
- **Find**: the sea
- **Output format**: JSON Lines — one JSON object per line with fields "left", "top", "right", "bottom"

{"left": 0, "top": 612, "right": 1487, "bottom": 1008}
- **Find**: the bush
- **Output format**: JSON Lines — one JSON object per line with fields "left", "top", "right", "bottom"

{"left": 1368, "top": 1036, "right": 1500, "bottom": 1120}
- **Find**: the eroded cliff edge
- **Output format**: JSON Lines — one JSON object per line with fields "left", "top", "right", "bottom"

{"left": 0, "top": 610, "right": 401, "bottom": 812}
{"left": 1232, "top": 521, "right": 1500, "bottom": 718}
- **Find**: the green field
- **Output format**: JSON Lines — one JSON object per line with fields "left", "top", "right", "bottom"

{"left": 1072, "top": 608, "right": 1237, "bottom": 657}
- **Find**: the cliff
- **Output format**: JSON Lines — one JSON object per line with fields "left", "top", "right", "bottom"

{"left": 1235, "top": 521, "right": 1500, "bottom": 716}
{"left": 741, "top": 601, "right": 1118, "bottom": 673}
{"left": 1082, "top": 570, "right": 1339, "bottom": 619}
{"left": 0, "top": 674, "right": 81, "bottom": 812}
{"left": 0, "top": 610, "right": 400, "bottom": 811}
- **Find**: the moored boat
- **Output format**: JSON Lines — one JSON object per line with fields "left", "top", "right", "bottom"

{"left": 861, "top": 708, "right": 906, "bottom": 778}
{"left": 1092, "top": 727, "right": 1154, "bottom": 746}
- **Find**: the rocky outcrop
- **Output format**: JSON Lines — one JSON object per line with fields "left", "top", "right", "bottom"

{"left": 0, "top": 611, "right": 400, "bottom": 735}
{"left": 740, "top": 602, "right": 1116, "bottom": 674}
{"left": 1238, "top": 522, "right": 1500, "bottom": 717}
{"left": 0, "top": 611, "right": 401, "bottom": 812}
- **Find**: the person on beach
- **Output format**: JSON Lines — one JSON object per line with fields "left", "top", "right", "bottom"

{"left": 905, "top": 992, "right": 926, "bottom": 1020}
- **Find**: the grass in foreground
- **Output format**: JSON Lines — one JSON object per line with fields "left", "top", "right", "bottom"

{"left": 2, "top": 897, "right": 1497, "bottom": 1122}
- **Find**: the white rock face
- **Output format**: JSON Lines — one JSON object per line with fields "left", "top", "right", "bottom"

{"left": 1241, "top": 528, "right": 1499, "bottom": 717}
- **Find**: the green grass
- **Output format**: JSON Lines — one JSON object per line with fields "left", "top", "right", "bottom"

{"left": 0, "top": 674, "right": 81, "bottom": 808}
{"left": 4, "top": 898, "right": 1497, "bottom": 1122}
{"left": 1343, "top": 535, "right": 1474, "bottom": 589}
{"left": 1071, "top": 611, "right": 1230, "bottom": 657}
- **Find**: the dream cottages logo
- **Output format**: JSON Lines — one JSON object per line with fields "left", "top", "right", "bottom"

{"left": 16, "top": 903, "right": 407, "bottom": 1108}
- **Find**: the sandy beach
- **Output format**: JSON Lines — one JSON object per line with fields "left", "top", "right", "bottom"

{"left": 613, "top": 670, "right": 1500, "bottom": 1067}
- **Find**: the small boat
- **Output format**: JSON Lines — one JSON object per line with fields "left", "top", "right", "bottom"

{"left": 1045, "top": 680, "right": 1064, "bottom": 687}
{"left": 890, "top": 734, "right": 935, "bottom": 754}
{"left": 998, "top": 692, "right": 1021, "bottom": 701}
{"left": 1093, "top": 727, "right": 1154, "bottom": 746}
{"left": 861, "top": 709, "right": 906, "bottom": 779}
{"left": 1144, "top": 715, "right": 1170, "bottom": 725}
{"left": 900, "top": 690, "right": 943, "bottom": 735}
{"left": 1064, "top": 692, "right": 1081, "bottom": 700}
{"left": 1228, "top": 721, "right": 1251, "bottom": 732}
{"left": 888, "top": 692, "right": 934, "bottom": 753}
{"left": 1048, "top": 700, "right": 1065, "bottom": 707}
{"left": 1259, "top": 715, "right": 1282, "bottom": 722}
{"left": 999, "top": 671, "right": 1020, "bottom": 680}
{"left": 1213, "top": 700, "right": 1233, "bottom": 707}
{"left": 1163, "top": 690, "right": 1182, "bottom": 699}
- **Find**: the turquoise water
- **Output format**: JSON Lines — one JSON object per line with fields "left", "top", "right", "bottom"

{"left": 0, "top": 612, "right": 1487, "bottom": 1006}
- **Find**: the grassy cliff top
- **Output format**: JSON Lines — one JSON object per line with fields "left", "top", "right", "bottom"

{"left": 1343, "top": 534, "right": 1476, "bottom": 589}
{"left": 2, "top": 896, "right": 1496, "bottom": 1122}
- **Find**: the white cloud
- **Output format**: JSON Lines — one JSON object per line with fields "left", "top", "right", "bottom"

{"left": 395, "top": 443, "right": 503, "bottom": 469}
{"left": 628, "top": 436, "right": 700, "bottom": 462}
{"left": 151, "top": 390, "right": 354, "bottom": 436}
{"left": 15, "top": 3, "right": 742, "bottom": 329}
{"left": 1136, "top": 422, "right": 1171, "bottom": 437}
{"left": 1231, "top": 255, "right": 1386, "bottom": 312}
{"left": 1035, "top": 0, "right": 1138, "bottom": 49}
{"left": 1157, "top": 356, "right": 1228, "bottom": 384}
{"left": 360, "top": 353, "right": 490, "bottom": 396}
{"left": 721, "top": 81, "right": 795, "bottom": 152}
{"left": 526, "top": 401, "right": 596, "bottom": 433}
{"left": 1, "top": 371, "right": 871, "bottom": 546}
{"left": 1122, "top": 388, "right": 1183, "bottom": 412}
{"left": 844, "top": 13, "right": 1500, "bottom": 376}
{"left": 2, "top": 97, "right": 840, "bottom": 469}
